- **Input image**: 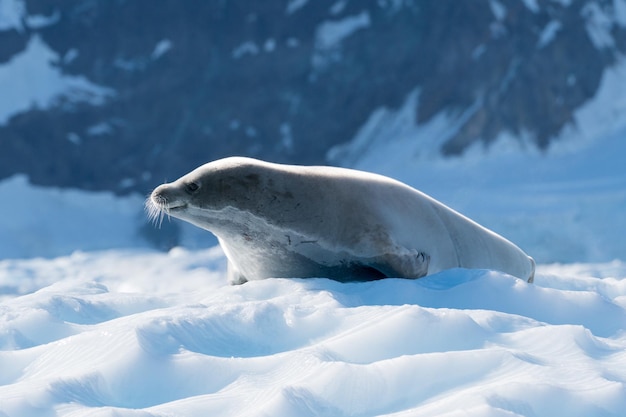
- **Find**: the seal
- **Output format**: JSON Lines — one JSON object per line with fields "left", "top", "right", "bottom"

{"left": 147, "top": 157, "right": 535, "bottom": 284}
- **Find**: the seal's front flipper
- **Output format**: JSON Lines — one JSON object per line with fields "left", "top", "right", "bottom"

{"left": 371, "top": 250, "right": 430, "bottom": 279}
{"left": 227, "top": 263, "right": 248, "bottom": 285}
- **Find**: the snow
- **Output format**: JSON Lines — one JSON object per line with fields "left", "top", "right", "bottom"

{"left": 63, "top": 48, "right": 79, "bottom": 64}
{"left": 263, "top": 38, "right": 277, "bottom": 53}
{"left": 330, "top": 1, "right": 348, "bottom": 15}
{"left": 87, "top": 122, "right": 114, "bottom": 136}
{"left": 0, "top": 0, "right": 25, "bottom": 31}
{"left": 521, "top": 0, "right": 540, "bottom": 13}
{"left": 286, "top": 0, "right": 308, "bottom": 15}
{"left": 0, "top": 249, "right": 625, "bottom": 416}
{"left": 25, "top": 11, "right": 60, "bottom": 30}
{"left": 0, "top": 35, "right": 114, "bottom": 126}
{"left": 615, "top": 0, "right": 626, "bottom": 26}
{"left": 537, "top": 20, "right": 562, "bottom": 48}
{"left": 232, "top": 41, "right": 260, "bottom": 59}
{"left": 312, "top": 11, "right": 371, "bottom": 72}
{"left": 0, "top": 175, "right": 150, "bottom": 258}
{"left": 315, "top": 11, "right": 371, "bottom": 51}
{"left": 582, "top": 2, "right": 616, "bottom": 49}
{"left": 0, "top": 1, "right": 59, "bottom": 31}
{"left": 489, "top": 0, "right": 506, "bottom": 21}
{"left": 151, "top": 39, "right": 173, "bottom": 60}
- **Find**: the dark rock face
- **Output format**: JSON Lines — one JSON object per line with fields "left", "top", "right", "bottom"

{"left": 1, "top": 0, "right": 625, "bottom": 193}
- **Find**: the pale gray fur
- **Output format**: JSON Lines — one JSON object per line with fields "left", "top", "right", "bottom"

{"left": 147, "top": 157, "right": 535, "bottom": 284}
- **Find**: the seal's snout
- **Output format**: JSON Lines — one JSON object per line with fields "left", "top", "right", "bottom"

{"left": 150, "top": 184, "right": 186, "bottom": 209}
{"left": 150, "top": 185, "right": 169, "bottom": 207}
{"left": 145, "top": 184, "right": 187, "bottom": 227}
{"left": 145, "top": 187, "right": 167, "bottom": 227}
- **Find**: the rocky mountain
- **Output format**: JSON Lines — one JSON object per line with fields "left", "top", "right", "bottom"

{"left": 1, "top": 0, "right": 625, "bottom": 194}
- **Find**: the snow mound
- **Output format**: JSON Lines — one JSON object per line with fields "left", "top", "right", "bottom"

{"left": 1, "top": 249, "right": 625, "bottom": 416}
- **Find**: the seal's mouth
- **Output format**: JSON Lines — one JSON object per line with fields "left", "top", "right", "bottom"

{"left": 145, "top": 194, "right": 187, "bottom": 227}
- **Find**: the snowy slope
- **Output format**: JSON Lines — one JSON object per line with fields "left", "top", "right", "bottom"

{"left": 0, "top": 249, "right": 625, "bottom": 417}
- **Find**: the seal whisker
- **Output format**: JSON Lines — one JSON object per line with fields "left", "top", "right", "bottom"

{"left": 145, "top": 194, "right": 169, "bottom": 228}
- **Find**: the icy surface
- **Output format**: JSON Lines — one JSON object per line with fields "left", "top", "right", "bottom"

{"left": 0, "top": 249, "right": 625, "bottom": 416}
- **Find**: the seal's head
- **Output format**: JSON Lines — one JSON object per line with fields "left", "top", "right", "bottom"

{"left": 145, "top": 157, "right": 272, "bottom": 229}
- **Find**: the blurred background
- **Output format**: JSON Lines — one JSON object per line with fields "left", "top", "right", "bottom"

{"left": 1, "top": 0, "right": 625, "bottom": 263}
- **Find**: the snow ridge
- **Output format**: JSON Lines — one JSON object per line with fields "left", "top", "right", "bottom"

{"left": 0, "top": 250, "right": 625, "bottom": 416}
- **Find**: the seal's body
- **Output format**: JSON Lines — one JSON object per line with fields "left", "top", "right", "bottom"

{"left": 147, "top": 157, "right": 535, "bottom": 284}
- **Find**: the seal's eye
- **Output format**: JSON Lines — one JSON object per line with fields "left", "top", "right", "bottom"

{"left": 185, "top": 181, "right": 200, "bottom": 194}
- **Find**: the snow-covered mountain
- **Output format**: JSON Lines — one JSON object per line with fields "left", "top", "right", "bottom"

{"left": 2, "top": 0, "right": 626, "bottom": 194}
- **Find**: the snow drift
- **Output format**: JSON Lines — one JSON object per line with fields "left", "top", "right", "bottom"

{"left": 1, "top": 249, "right": 625, "bottom": 417}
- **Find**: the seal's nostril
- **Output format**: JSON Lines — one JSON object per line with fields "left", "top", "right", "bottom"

{"left": 152, "top": 193, "right": 166, "bottom": 206}
{"left": 151, "top": 184, "right": 173, "bottom": 204}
